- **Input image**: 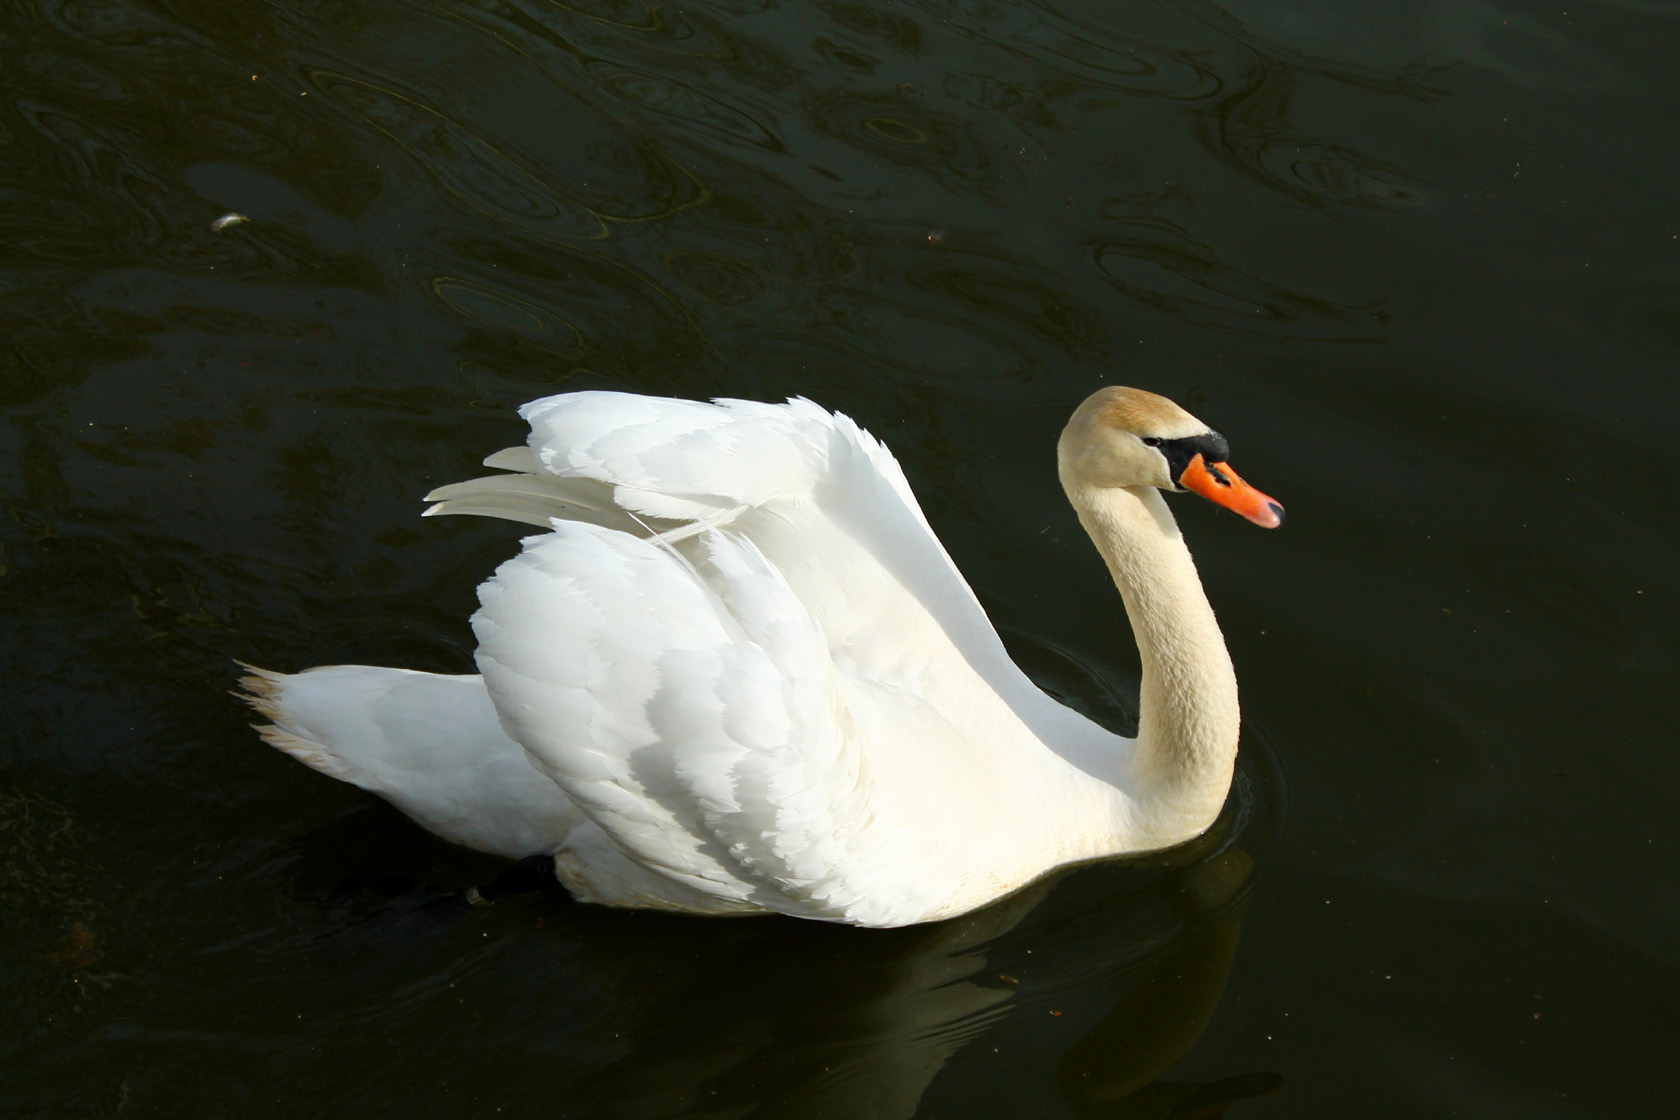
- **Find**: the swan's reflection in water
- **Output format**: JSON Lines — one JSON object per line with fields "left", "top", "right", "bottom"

{"left": 1056, "top": 849, "right": 1279, "bottom": 1119}
{"left": 505, "top": 842, "right": 1277, "bottom": 1117}
{"left": 294, "top": 817, "right": 1274, "bottom": 1114}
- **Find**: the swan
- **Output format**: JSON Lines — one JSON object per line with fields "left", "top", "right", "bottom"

{"left": 240, "top": 386, "right": 1281, "bottom": 928}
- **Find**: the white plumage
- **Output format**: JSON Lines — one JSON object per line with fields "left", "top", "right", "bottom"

{"left": 242, "top": 387, "right": 1280, "bottom": 927}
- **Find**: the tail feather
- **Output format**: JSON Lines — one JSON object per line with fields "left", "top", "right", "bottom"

{"left": 254, "top": 723, "right": 364, "bottom": 783}
{"left": 236, "top": 662, "right": 363, "bottom": 782}
{"left": 234, "top": 662, "right": 581, "bottom": 859}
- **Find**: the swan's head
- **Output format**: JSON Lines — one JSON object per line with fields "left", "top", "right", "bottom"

{"left": 1058, "top": 386, "right": 1284, "bottom": 528}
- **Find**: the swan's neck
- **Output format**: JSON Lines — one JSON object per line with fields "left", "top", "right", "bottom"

{"left": 1067, "top": 484, "right": 1239, "bottom": 840}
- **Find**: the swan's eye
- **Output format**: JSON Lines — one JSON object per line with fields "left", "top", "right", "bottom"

{"left": 1141, "top": 437, "right": 1162, "bottom": 447}
{"left": 1154, "top": 432, "right": 1230, "bottom": 490}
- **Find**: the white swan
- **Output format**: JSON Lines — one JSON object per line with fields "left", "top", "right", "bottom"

{"left": 241, "top": 386, "right": 1281, "bottom": 928}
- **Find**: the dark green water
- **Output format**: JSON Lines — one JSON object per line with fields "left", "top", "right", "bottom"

{"left": 4, "top": 0, "right": 1678, "bottom": 1115}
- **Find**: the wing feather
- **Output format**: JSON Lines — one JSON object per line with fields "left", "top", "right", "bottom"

{"left": 456, "top": 392, "right": 1123, "bottom": 925}
{"left": 472, "top": 520, "right": 934, "bottom": 924}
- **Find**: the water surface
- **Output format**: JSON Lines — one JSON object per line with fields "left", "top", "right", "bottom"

{"left": 3, "top": 0, "right": 1678, "bottom": 1116}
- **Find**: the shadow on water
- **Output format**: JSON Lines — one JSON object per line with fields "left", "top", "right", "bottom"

{"left": 254, "top": 799, "right": 1281, "bottom": 1119}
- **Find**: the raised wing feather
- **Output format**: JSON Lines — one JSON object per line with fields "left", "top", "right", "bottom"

{"left": 520, "top": 392, "right": 834, "bottom": 523}
{"left": 505, "top": 393, "right": 1024, "bottom": 695}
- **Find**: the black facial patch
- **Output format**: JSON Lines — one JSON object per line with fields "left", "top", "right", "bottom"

{"left": 1154, "top": 431, "right": 1230, "bottom": 488}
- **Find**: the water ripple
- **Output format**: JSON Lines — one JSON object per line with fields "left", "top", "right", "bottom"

{"left": 661, "top": 250, "right": 767, "bottom": 306}
{"left": 584, "top": 59, "right": 784, "bottom": 152}
{"left": 1198, "top": 63, "right": 1433, "bottom": 210}
{"left": 937, "top": 0, "right": 1228, "bottom": 100}
{"left": 307, "top": 69, "right": 609, "bottom": 240}
{"left": 908, "top": 258, "right": 1108, "bottom": 356}
{"left": 430, "top": 277, "right": 585, "bottom": 353}
{"left": 45, "top": 0, "right": 205, "bottom": 51}
{"left": 1091, "top": 217, "right": 1386, "bottom": 340}
{"left": 806, "top": 88, "right": 1009, "bottom": 197}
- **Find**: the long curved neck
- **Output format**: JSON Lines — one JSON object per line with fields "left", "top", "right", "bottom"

{"left": 1065, "top": 483, "right": 1239, "bottom": 839}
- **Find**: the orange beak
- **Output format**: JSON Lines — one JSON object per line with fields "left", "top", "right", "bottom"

{"left": 1179, "top": 454, "right": 1284, "bottom": 528}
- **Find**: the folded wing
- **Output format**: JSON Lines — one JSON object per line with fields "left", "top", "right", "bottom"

{"left": 446, "top": 392, "right": 1114, "bottom": 925}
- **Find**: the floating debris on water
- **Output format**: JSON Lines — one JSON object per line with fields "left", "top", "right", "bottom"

{"left": 210, "top": 213, "right": 249, "bottom": 232}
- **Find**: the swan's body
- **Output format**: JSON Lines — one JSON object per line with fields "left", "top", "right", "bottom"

{"left": 242, "top": 387, "right": 1280, "bottom": 927}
